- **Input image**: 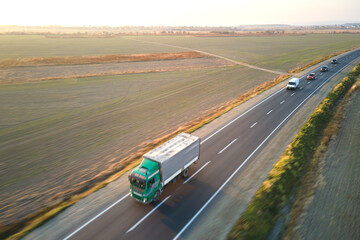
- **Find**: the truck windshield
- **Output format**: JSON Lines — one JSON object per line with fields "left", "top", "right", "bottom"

{"left": 130, "top": 174, "right": 146, "bottom": 189}
{"left": 288, "top": 82, "right": 295, "bottom": 85}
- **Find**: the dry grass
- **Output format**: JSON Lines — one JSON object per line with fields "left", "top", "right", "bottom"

{"left": 0, "top": 51, "right": 206, "bottom": 67}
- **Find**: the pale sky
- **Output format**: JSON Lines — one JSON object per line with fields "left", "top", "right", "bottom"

{"left": 1, "top": 0, "right": 359, "bottom": 26}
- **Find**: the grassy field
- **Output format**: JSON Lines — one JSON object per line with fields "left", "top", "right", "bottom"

{"left": 1, "top": 33, "right": 360, "bottom": 235}
{"left": 127, "top": 34, "right": 360, "bottom": 72}
{"left": 0, "top": 35, "right": 183, "bottom": 60}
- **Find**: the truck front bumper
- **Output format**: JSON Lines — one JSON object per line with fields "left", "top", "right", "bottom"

{"left": 131, "top": 191, "right": 150, "bottom": 204}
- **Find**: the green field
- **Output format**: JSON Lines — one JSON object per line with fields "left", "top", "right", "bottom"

{"left": 1, "top": 33, "right": 360, "bottom": 230}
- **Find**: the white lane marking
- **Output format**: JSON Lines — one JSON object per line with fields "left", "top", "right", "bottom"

{"left": 63, "top": 193, "right": 130, "bottom": 240}
{"left": 280, "top": 100, "right": 285, "bottom": 104}
{"left": 126, "top": 195, "right": 171, "bottom": 233}
{"left": 291, "top": 93, "right": 295, "bottom": 96}
{"left": 307, "top": 81, "right": 311, "bottom": 84}
{"left": 218, "top": 138, "right": 238, "bottom": 154}
{"left": 250, "top": 122, "right": 258, "bottom": 128}
{"left": 300, "top": 87, "right": 304, "bottom": 90}
{"left": 266, "top": 110, "right": 273, "bottom": 115}
{"left": 201, "top": 87, "right": 285, "bottom": 145}
{"left": 173, "top": 55, "right": 360, "bottom": 240}
{"left": 183, "top": 161, "right": 211, "bottom": 184}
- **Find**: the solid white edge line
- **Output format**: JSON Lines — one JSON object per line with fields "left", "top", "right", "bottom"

{"left": 218, "top": 138, "right": 238, "bottom": 154}
{"left": 200, "top": 87, "right": 285, "bottom": 145}
{"left": 183, "top": 161, "right": 211, "bottom": 184}
{"left": 266, "top": 110, "right": 273, "bottom": 115}
{"left": 126, "top": 195, "right": 171, "bottom": 233}
{"left": 173, "top": 56, "right": 359, "bottom": 240}
{"left": 250, "top": 122, "right": 258, "bottom": 128}
{"left": 63, "top": 193, "right": 130, "bottom": 240}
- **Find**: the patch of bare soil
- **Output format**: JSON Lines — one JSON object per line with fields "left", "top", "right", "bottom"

{"left": 0, "top": 57, "right": 232, "bottom": 84}
{"left": 284, "top": 79, "right": 360, "bottom": 240}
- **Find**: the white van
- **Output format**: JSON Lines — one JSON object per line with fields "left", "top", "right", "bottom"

{"left": 287, "top": 78, "right": 299, "bottom": 90}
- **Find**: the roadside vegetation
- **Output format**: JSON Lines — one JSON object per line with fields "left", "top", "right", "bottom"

{"left": 227, "top": 63, "right": 360, "bottom": 240}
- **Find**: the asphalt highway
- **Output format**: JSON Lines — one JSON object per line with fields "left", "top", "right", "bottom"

{"left": 62, "top": 49, "right": 360, "bottom": 240}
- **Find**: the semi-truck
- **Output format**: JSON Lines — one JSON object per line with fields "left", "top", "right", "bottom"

{"left": 129, "top": 132, "right": 200, "bottom": 203}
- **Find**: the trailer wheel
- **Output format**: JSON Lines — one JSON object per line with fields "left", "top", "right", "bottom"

{"left": 152, "top": 190, "right": 160, "bottom": 202}
{"left": 182, "top": 168, "right": 189, "bottom": 178}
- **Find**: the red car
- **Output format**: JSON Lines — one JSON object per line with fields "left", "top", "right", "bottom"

{"left": 307, "top": 73, "right": 316, "bottom": 80}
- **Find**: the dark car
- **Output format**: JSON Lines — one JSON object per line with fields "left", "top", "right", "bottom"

{"left": 331, "top": 59, "right": 338, "bottom": 64}
{"left": 307, "top": 73, "right": 316, "bottom": 80}
{"left": 320, "top": 66, "right": 328, "bottom": 72}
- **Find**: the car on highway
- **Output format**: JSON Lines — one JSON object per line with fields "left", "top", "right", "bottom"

{"left": 320, "top": 66, "right": 329, "bottom": 72}
{"left": 287, "top": 77, "right": 299, "bottom": 90}
{"left": 330, "top": 59, "right": 338, "bottom": 64}
{"left": 307, "top": 73, "right": 316, "bottom": 80}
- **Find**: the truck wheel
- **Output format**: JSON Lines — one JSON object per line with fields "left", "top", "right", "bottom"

{"left": 152, "top": 190, "right": 160, "bottom": 202}
{"left": 182, "top": 168, "right": 189, "bottom": 178}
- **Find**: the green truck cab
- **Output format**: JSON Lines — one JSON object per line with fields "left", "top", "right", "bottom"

{"left": 129, "top": 133, "right": 200, "bottom": 203}
{"left": 129, "top": 159, "right": 161, "bottom": 203}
